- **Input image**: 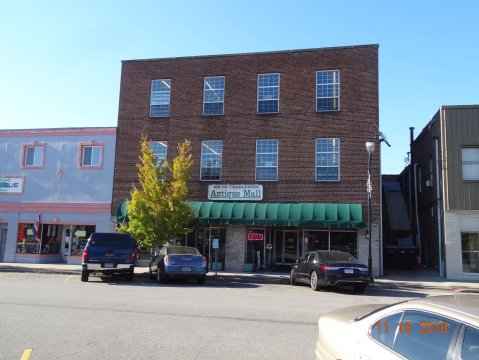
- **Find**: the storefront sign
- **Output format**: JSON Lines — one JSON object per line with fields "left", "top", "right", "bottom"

{"left": 208, "top": 184, "right": 263, "bottom": 201}
{"left": 0, "top": 176, "right": 24, "bottom": 194}
{"left": 248, "top": 233, "right": 264, "bottom": 241}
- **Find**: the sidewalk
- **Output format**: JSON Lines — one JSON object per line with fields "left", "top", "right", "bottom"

{"left": 1, "top": 262, "right": 478, "bottom": 291}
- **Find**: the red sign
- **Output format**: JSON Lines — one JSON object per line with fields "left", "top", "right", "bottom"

{"left": 247, "top": 233, "right": 264, "bottom": 241}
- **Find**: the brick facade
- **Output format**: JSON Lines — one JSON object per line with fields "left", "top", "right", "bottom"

{"left": 113, "top": 45, "right": 381, "bottom": 274}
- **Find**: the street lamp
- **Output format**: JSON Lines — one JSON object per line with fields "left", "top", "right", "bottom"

{"left": 366, "top": 141, "right": 375, "bottom": 283}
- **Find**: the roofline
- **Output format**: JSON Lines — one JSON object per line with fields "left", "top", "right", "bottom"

{"left": 0, "top": 127, "right": 117, "bottom": 137}
{"left": 122, "top": 44, "right": 380, "bottom": 64}
{"left": 440, "top": 104, "right": 479, "bottom": 111}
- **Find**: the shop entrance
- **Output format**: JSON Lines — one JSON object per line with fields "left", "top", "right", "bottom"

{"left": 0, "top": 227, "right": 7, "bottom": 261}
{"left": 274, "top": 230, "right": 299, "bottom": 264}
{"left": 208, "top": 228, "right": 226, "bottom": 271}
{"left": 245, "top": 229, "right": 266, "bottom": 271}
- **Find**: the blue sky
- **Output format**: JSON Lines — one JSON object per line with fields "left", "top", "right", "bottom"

{"left": 1, "top": 0, "right": 478, "bottom": 174}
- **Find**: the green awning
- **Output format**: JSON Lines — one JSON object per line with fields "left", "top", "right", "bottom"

{"left": 189, "top": 202, "right": 365, "bottom": 228}
{"left": 116, "top": 199, "right": 129, "bottom": 223}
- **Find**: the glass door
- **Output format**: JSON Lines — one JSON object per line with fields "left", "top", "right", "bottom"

{"left": 209, "top": 228, "right": 226, "bottom": 271}
{"left": 284, "top": 231, "right": 299, "bottom": 264}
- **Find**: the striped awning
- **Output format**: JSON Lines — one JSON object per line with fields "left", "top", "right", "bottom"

{"left": 190, "top": 202, "right": 365, "bottom": 228}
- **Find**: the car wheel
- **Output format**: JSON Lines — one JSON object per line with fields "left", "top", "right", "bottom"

{"left": 81, "top": 269, "right": 89, "bottom": 282}
{"left": 157, "top": 268, "right": 166, "bottom": 284}
{"left": 353, "top": 284, "right": 367, "bottom": 293}
{"left": 148, "top": 264, "right": 154, "bottom": 280}
{"left": 290, "top": 270, "right": 298, "bottom": 286}
{"left": 197, "top": 275, "right": 206, "bottom": 284}
{"left": 127, "top": 269, "right": 134, "bottom": 282}
{"left": 310, "top": 271, "right": 321, "bottom": 291}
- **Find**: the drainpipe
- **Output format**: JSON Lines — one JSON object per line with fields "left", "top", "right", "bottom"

{"left": 413, "top": 163, "right": 421, "bottom": 262}
{"left": 434, "top": 136, "right": 444, "bottom": 277}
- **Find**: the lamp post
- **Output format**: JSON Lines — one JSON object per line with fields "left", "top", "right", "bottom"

{"left": 366, "top": 141, "right": 375, "bottom": 283}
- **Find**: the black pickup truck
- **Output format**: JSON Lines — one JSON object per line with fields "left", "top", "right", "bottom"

{"left": 81, "top": 232, "right": 138, "bottom": 282}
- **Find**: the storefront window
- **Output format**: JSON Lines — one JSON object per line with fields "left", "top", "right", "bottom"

{"left": 245, "top": 229, "right": 267, "bottom": 270}
{"left": 330, "top": 232, "right": 357, "bottom": 257}
{"left": 462, "top": 232, "right": 479, "bottom": 273}
{"left": 304, "top": 231, "right": 357, "bottom": 257}
{"left": 40, "top": 224, "right": 62, "bottom": 254}
{"left": 16, "top": 224, "right": 40, "bottom": 254}
{"left": 68, "top": 225, "right": 95, "bottom": 256}
{"left": 305, "top": 231, "right": 329, "bottom": 252}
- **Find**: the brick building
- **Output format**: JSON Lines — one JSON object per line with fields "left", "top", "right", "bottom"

{"left": 113, "top": 45, "right": 381, "bottom": 274}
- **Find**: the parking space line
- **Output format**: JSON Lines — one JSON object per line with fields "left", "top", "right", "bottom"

{"left": 64, "top": 275, "right": 74, "bottom": 282}
{"left": 20, "top": 348, "right": 32, "bottom": 360}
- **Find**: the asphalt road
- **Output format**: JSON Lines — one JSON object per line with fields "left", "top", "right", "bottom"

{"left": 0, "top": 272, "right": 447, "bottom": 360}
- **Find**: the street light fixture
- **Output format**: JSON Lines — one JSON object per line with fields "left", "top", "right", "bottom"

{"left": 366, "top": 141, "right": 375, "bottom": 283}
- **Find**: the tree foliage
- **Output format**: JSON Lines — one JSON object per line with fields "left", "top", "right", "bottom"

{"left": 120, "top": 136, "right": 194, "bottom": 249}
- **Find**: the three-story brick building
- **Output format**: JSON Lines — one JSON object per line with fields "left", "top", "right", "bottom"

{"left": 113, "top": 45, "right": 381, "bottom": 274}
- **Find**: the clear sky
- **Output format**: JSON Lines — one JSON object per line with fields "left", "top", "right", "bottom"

{"left": 1, "top": 0, "right": 478, "bottom": 174}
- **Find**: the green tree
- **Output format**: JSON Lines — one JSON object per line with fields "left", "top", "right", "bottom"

{"left": 120, "top": 136, "right": 194, "bottom": 249}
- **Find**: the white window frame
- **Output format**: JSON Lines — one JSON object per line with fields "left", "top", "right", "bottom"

{"left": 79, "top": 144, "right": 103, "bottom": 168}
{"left": 21, "top": 143, "right": 45, "bottom": 168}
{"left": 200, "top": 140, "right": 222, "bottom": 181}
{"left": 255, "top": 139, "right": 278, "bottom": 181}
{"left": 315, "top": 138, "right": 340, "bottom": 182}
{"left": 203, "top": 76, "right": 225, "bottom": 116}
{"left": 150, "top": 79, "right": 171, "bottom": 117}
{"left": 257, "top": 73, "right": 280, "bottom": 114}
{"left": 149, "top": 141, "right": 168, "bottom": 166}
{"left": 316, "top": 70, "right": 340, "bottom": 112}
{"left": 462, "top": 147, "right": 479, "bottom": 181}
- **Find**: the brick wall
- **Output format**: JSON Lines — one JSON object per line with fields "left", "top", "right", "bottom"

{"left": 113, "top": 45, "right": 380, "bottom": 225}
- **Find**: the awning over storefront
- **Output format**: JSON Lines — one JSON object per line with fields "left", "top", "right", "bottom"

{"left": 190, "top": 202, "right": 365, "bottom": 228}
{"left": 116, "top": 199, "right": 129, "bottom": 223}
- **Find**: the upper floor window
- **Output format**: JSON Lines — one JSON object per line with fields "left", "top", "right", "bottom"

{"left": 150, "top": 79, "right": 171, "bottom": 117}
{"left": 316, "top": 70, "right": 340, "bottom": 112}
{"left": 21, "top": 143, "right": 45, "bottom": 168}
{"left": 462, "top": 147, "right": 479, "bottom": 181}
{"left": 316, "top": 138, "right": 340, "bottom": 181}
{"left": 149, "top": 141, "right": 168, "bottom": 165}
{"left": 79, "top": 143, "right": 103, "bottom": 168}
{"left": 257, "top": 73, "right": 279, "bottom": 114}
{"left": 200, "top": 140, "right": 222, "bottom": 181}
{"left": 256, "top": 139, "right": 278, "bottom": 181}
{"left": 203, "top": 76, "right": 225, "bottom": 116}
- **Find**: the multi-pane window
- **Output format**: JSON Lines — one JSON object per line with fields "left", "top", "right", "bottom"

{"left": 150, "top": 79, "right": 171, "bottom": 117}
{"left": 200, "top": 140, "right": 222, "bottom": 181}
{"left": 316, "top": 70, "right": 340, "bottom": 112}
{"left": 203, "top": 76, "right": 225, "bottom": 116}
{"left": 462, "top": 232, "right": 479, "bottom": 273}
{"left": 316, "top": 138, "right": 340, "bottom": 181}
{"left": 256, "top": 139, "right": 278, "bottom": 181}
{"left": 81, "top": 145, "right": 102, "bottom": 167}
{"left": 462, "top": 148, "right": 479, "bottom": 181}
{"left": 149, "top": 141, "right": 168, "bottom": 165}
{"left": 257, "top": 73, "right": 279, "bottom": 114}
{"left": 23, "top": 146, "right": 44, "bottom": 167}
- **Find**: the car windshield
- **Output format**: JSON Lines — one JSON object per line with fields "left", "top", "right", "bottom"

{"left": 355, "top": 301, "right": 409, "bottom": 321}
{"left": 319, "top": 251, "right": 355, "bottom": 262}
{"left": 166, "top": 247, "right": 200, "bottom": 255}
{"left": 88, "top": 233, "right": 136, "bottom": 247}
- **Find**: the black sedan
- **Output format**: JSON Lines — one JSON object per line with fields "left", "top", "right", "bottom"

{"left": 290, "top": 250, "right": 369, "bottom": 292}
{"left": 149, "top": 246, "right": 208, "bottom": 284}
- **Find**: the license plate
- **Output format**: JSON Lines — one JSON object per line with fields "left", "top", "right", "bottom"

{"left": 182, "top": 267, "right": 192, "bottom": 272}
{"left": 344, "top": 269, "right": 354, "bottom": 274}
{"left": 104, "top": 263, "right": 114, "bottom": 268}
